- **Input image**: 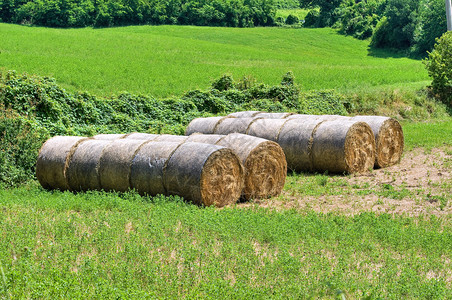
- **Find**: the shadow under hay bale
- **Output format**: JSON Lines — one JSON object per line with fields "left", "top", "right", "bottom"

{"left": 36, "top": 136, "right": 90, "bottom": 190}
{"left": 66, "top": 139, "right": 113, "bottom": 191}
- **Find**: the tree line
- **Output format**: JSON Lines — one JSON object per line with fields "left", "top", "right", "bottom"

{"left": 0, "top": 0, "right": 275, "bottom": 28}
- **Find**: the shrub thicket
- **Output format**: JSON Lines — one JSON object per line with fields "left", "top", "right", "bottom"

{"left": 424, "top": 32, "right": 452, "bottom": 107}
{"left": 1, "top": 0, "right": 275, "bottom": 28}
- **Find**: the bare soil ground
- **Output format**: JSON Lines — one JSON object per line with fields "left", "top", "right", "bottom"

{"left": 240, "top": 147, "right": 452, "bottom": 217}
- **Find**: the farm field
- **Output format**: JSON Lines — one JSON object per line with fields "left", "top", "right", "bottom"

{"left": 0, "top": 23, "right": 429, "bottom": 97}
{"left": 1, "top": 119, "right": 451, "bottom": 298}
{"left": 1, "top": 19, "right": 451, "bottom": 298}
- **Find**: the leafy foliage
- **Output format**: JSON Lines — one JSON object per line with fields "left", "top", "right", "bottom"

{"left": 415, "top": 0, "right": 448, "bottom": 55}
{"left": 0, "top": 70, "right": 352, "bottom": 186}
{"left": 1, "top": 0, "right": 275, "bottom": 27}
{"left": 424, "top": 32, "right": 452, "bottom": 107}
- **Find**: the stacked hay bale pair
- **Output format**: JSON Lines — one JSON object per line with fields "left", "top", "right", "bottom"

{"left": 36, "top": 133, "right": 287, "bottom": 207}
{"left": 186, "top": 112, "right": 404, "bottom": 174}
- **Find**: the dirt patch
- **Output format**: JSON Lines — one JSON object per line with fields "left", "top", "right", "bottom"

{"left": 238, "top": 147, "right": 451, "bottom": 217}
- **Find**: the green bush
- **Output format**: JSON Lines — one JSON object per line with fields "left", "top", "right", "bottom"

{"left": 285, "top": 14, "right": 299, "bottom": 25}
{"left": 424, "top": 32, "right": 452, "bottom": 107}
{"left": 414, "top": 0, "right": 448, "bottom": 55}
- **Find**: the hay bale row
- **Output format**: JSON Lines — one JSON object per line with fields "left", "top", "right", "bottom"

{"left": 94, "top": 133, "right": 287, "bottom": 200}
{"left": 36, "top": 137, "right": 244, "bottom": 207}
{"left": 228, "top": 112, "right": 404, "bottom": 168}
{"left": 185, "top": 116, "right": 376, "bottom": 173}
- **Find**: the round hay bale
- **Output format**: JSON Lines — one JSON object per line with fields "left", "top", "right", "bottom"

{"left": 312, "top": 120, "right": 375, "bottom": 173}
{"left": 277, "top": 117, "right": 326, "bottom": 172}
{"left": 350, "top": 116, "right": 404, "bottom": 168}
{"left": 36, "top": 136, "right": 89, "bottom": 190}
{"left": 247, "top": 118, "right": 289, "bottom": 141}
{"left": 154, "top": 134, "right": 188, "bottom": 143}
{"left": 186, "top": 134, "right": 224, "bottom": 144}
{"left": 228, "top": 111, "right": 262, "bottom": 118}
{"left": 66, "top": 139, "right": 113, "bottom": 191}
{"left": 93, "top": 133, "right": 128, "bottom": 140}
{"left": 214, "top": 117, "right": 261, "bottom": 135}
{"left": 217, "top": 133, "right": 286, "bottom": 200}
{"left": 185, "top": 116, "right": 234, "bottom": 135}
{"left": 287, "top": 114, "right": 343, "bottom": 121}
{"left": 164, "top": 142, "right": 244, "bottom": 207}
{"left": 254, "top": 112, "right": 294, "bottom": 119}
{"left": 98, "top": 139, "right": 147, "bottom": 192}
{"left": 130, "top": 141, "right": 182, "bottom": 196}
{"left": 124, "top": 133, "right": 159, "bottom": 141}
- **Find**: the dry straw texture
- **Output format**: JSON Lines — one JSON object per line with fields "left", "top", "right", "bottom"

{"left": 98, "top": 139, "right": 147, "bottom": 192}
{"left": 312, "top": 120, "right": 375, "bottom": 173}
{"left": 66, "top": 139, "right": 113, "bottom": 191}
{"left": 254, "top": 112, "right": 294, "bottom": 119}
{"left": 228, "top": 111, "right": 262, "bottom": 118}
{"left": 185, "top": 116, "right": 234, "bottom": 135}
{"left": 214, "top": 117, "right": 260, "bottom": 135}
{"left": 350, "top": 116, "right": 404, "bottom": 168}
{"left": 125, "top": 133, "right": 160, "bottom": 141}
{"left": 93, "top": 133, "right": 128, "bottom": 140}
{"left": 188, "top": 133, "right": 287, "bottom": 200}
{"left": 36, "top": 136, "right": 89, "bottom": 190}
{"left": 130, "top": 141, "right": 182, "bottom": 196}
{"left": 164, "top": 142, "right": 244, "bottom": 207}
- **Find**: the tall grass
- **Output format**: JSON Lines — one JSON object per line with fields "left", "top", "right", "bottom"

{"left": 0, "top": 23, "right": 429, "bottom": 97}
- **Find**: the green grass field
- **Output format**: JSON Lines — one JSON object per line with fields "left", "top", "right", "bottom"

{"left": 0, "top": 23, "right": 429, "bottom": 97}
{"left": 1, "top": 21, "right": 451, "bottom": 298}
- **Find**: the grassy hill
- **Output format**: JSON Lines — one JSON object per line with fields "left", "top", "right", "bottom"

{"left": 0, "top": 23, "right": 429, "bottom": 97}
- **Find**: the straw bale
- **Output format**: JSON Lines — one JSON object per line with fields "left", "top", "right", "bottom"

{"left": 164, "top": 142, "right": 243, "bottom": 207}
{"left": 214, "top": 117, "right": 260, "bottom": 135}
{"left": 66, "top": 139, "right": 113, "bottom": 191}
{"left": 98, "top": 139, "right": 147, "bottom": 192}
{"left": 185, "top": 116, "right": 234, "bottom": 135}
{"left": 277, "top": 117, "right": 326, "bottom": 171}
{"left": 124, "top": 133, "right": 160, "bottom": 141}
{"left": 36, "top": 136, "right": 89, "bottom": 190}
{"left": 228, "top": 111, "right": 262, "bottom": 118}
{"left": 93, "top": 133, "right": 128, "bottom": 140}
{"left": 154, "top": 134, "right": 189, "bottom": 143}
{"left": 247, "top": 118, "right": 289, "bottom": 141}
{"left": 186, "top": 134, "right": 224, "bottom": 144}
{"left": 312, "top": 120, "right": 375, "bottom": 173}
{"left": 130, "top": 142, "right": 182, "bottom": 196}
{"left": 217, "top": 133, "right": 286, "bottom": 200}
{"left": 287, "top": 114, "right": 343, "bottom": 121}
{"left": 254, "top": 112, "right": 294, "bottom": 119}
{"left": 350, "top": 116, "right": 404, "bottom": 168}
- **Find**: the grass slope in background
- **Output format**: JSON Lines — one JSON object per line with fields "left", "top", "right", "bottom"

{"left": 0, "top": 23, "right": 429, "bottom": 97}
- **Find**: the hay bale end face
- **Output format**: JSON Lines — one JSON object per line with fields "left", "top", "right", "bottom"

{"left": 66, "top": 139, "right": 113, "bottom": 191}
{"left": 217, "top": 133, "right": 287, "bottom": 200}
{"left": 36, "top": 136, "right": 90, "bottom": 190}
{"left": 312, "top": 120, "right": 375, "bottom": 173}
{"left": 98, "top": 139, "right": 147, "bottom": 192}
{"left": 351, "top": 116, "right": 404, "bottom": 168}
{"left": 164, "top": 142, "right": 244, "bottom": 207}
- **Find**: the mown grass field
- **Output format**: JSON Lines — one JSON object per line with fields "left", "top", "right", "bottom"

{"left": 0, "top": 23, "right": 429, "bottom": 97}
